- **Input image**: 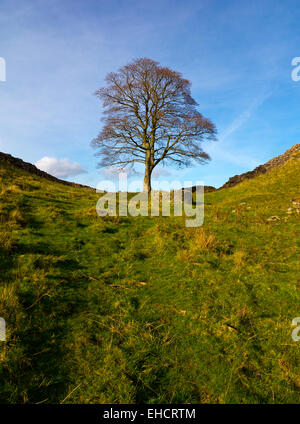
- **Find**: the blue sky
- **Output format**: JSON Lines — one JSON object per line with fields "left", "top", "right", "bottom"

{"left": 0, "top": 0, "right": 299, "bottom": 188}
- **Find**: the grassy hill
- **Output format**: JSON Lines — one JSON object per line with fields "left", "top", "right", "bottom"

{"left": 0, "top": 148, "right": 299, "bottom": 404}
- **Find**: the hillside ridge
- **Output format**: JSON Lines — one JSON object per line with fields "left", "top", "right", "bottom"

{"left": 0, "top": 143, "right": 299, "bottom": 192}
{"left": 219, "top": 144, "right": 300, "bottom": 189}
{"left": 0, "top": 151, "right": 94, "bottom": 190}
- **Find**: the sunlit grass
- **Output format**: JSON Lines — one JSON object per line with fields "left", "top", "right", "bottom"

{"left": 0, "top": 155, "right": 299, "bottom": 403}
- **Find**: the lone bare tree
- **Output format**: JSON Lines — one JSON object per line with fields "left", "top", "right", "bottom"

{"left": 92, "top": 58, "right": 216, "bottom": 192}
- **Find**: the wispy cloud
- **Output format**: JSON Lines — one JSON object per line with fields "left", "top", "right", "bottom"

{"left": 219, "top": 90, "right": 273, "bottom": 143}
{"left": 0, "top": 0, "right": 298, "bottom": 188}
{"left": 100, "top": 165, "right": 172, "bottom": 179}
{"left": 152, "top": 168, "right": 172, "bottom": 178}
{"left": 205, "top": 89, "right": 273, "bottom": 169}
{"left": 100, "top": 166, "right": 141, "bottom": 178}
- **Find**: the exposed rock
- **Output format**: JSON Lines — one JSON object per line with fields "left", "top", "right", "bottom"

{"left": 219, "top": 144, "right": 300, "bottom": 190}
{"left": 267, "top": 216, "right": 280, "bottom": 222}
{"left": 292, "top": 198, "right": 300, "bottom": 208}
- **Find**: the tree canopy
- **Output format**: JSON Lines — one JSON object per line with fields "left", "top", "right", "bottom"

{"left": 92, "top": 58, "right": 216, "bottom": 191}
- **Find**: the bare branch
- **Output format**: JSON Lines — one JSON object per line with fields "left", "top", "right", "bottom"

{"left": 92, "top": 57, "right": 217, "bottom": 191}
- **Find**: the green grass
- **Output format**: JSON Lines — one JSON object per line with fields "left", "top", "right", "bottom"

{"left": 0, "top": 154, "right": 299, "bottom": 404}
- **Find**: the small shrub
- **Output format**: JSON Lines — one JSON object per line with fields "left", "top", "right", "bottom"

{"left": 188, "top": 228, "right": 215, "bottom": 252}
{"left": 10, "top": 209, "right": 25, "bottom": 226}
{"left": 0, "top": 231, "right": 15, "bottom": 251}
{"left": 233, "top": 250, "right": 247, "bottom": 269}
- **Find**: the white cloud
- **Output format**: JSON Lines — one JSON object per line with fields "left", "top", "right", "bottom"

{"left": 35, "top": 156, "right": 87, "bottom": 178}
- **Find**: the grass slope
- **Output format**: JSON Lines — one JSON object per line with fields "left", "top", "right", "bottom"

{"left": 0, "top": 153, "right": 299, "bottom": 404}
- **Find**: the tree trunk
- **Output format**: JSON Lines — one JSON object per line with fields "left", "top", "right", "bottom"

{"left": 143, "top": 164, "right": 152, "bottom": 192}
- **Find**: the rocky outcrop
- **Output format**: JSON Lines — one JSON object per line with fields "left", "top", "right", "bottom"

{"left": 219, "top": 165, "right": 267, "bottom": 189}
{"left": 0, "top": 152, "right": 95, "bottom": 190}
{"left": 219, "top": 144, "right": 300, "bottom": 190}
